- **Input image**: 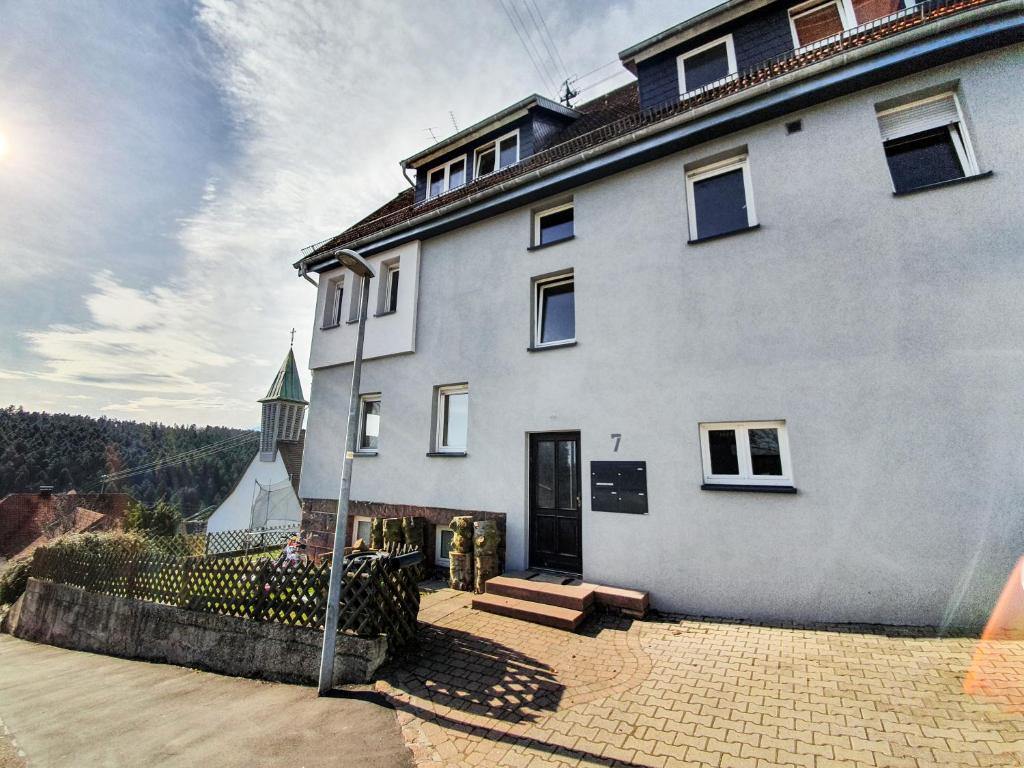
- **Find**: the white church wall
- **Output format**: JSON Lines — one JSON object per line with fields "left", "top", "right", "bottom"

{"left": 206, "top": 451, "right": 302, "bottom": 533}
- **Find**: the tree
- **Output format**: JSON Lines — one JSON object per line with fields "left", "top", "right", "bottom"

{"left": 124, "top": 499, "right": 183, "bottom": 536}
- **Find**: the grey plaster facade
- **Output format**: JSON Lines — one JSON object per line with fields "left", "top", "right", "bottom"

{"left": 300, "top": 46, "right": 1024, "bottom": 628}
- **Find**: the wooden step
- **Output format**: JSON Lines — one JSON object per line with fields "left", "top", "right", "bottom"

{"left": 485, "top": 575, "right": 595, "bottom": 611}
{"left": 594, "top": 585, "right": 649, "bottom": 617}
{"left": 471, "top": 593, "right": 588, "bottom": 631}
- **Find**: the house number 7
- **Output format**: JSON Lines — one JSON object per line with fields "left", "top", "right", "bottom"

{"left": 610, "top": 433, "right": 621, "bottom": 452}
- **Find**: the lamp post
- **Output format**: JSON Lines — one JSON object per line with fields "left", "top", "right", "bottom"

{"left": 318, "top": 248, "right": 375, "bottom": 696}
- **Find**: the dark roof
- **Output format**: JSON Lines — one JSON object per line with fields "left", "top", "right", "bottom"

{"left": 0, "top": 492, "right": 133, "bottom": 560}
{"left": 260, "top": 348, "right": 307, "bottom": 404}
{"left": 297, "top": 0, "right": 993, "bottom": 267}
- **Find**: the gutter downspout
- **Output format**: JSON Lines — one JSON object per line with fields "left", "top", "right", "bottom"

{"left": 400, "top": 161, "right": 416, "bottom": 188}
{"left": 299, "top": 263, "right": 318, "bottom": 288}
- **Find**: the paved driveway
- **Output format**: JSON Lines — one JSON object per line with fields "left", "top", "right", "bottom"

{"left": 377, "top": 589, "right": 1024, "bottom": 767}
{"left": 0, "top": 635, "right": 411, "bottom": 768}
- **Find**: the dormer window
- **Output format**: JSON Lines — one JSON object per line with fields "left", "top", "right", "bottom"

{"left": 427, "top": 156, "right": 467, "bottom": 199}
{"left": 789, "top": 0, "right": 909, "bottom": 49}
{"left": 474, "top": 130, "right": 519, "bottom": 178}
{"left": 677, "top": 35, "right": 737, "bottom": 95}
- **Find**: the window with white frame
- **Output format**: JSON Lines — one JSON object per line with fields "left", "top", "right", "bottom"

{"left": 426, "top": 155, "right": 467, "bottom": 199}
{"left": 685, "top": 155, "right": 757, "bottom": 241}
{"left": 876, "top": 91, "right": 979, "bottom": 194}
{"left": 533, "top": 202, "right": 574, "bottom": 247}
{"left": 699, "top": 421, "right": 793, "bottom": 487}
{"left": 789, "top": 0, "right": 913, "bottom": 48}
{"left": 375, "top": 261, "right": 400, "bottom": 314}
{"left": 677, "top": 35, "right": 737, "bottom": 95}
{"left": 435, "top": 384, "right": 469, "bottom": 453}
{"left": 351, "top": 516, "right": 372, "bottom": 545}
{"left": 323, "top": 276, "right": 344, "bottom": 327}
{"left": 347, "top": 274, "right": 366, "bottom": 322}
{"left": 534, "top": 273, "right": 575, "bottom": 347}
{"left": 358, "top": 394, "right": 381, "bottom": 451}
{"left": 474, "top": 130, "right": 519, "bottom": 178}
{"left": 435, "top": 526, "right": 454, "bottom": 566}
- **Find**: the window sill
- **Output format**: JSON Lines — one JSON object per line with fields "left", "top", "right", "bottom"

{"left": 527, "top": 235, "right": 575, "bottom": 252}
{"left": 527, "top": 340, "right": 577, "bottom": 352}
{"left": 701, "top": 483, "right": 797, "bottom": 494}
{"left": 345, "top": 318, "right": 359, "bottom": 325}
{"left": 426, "top": 451, "right": 468, "bottom": 458}
{"left": 687, "top": 223, "right": 760, "bottom": 245}
{"left": 373, "top": 310, "right": 397, "bottom": 318}
{"left": 892, "top": 170, "right": 993, "bottom": 197}
{"left": 355, "top": 450, "right": 378, "bottom": 457}
{"left": 320, "top": 323, "right": 341, "bottom": 331}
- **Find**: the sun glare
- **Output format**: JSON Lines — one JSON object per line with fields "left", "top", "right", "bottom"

{"left": 0, "top": 131, "right": 8, "bottom": 159}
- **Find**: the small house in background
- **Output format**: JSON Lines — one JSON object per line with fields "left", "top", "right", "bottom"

{"left": 205, "top": 346, "right": 306, "bottom": 534}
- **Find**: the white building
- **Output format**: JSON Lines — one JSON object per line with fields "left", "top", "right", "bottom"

{"left": 206, "top": 348, "right": 306, "bottom": 534}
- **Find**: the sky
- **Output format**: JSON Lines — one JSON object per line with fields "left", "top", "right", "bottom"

{"left": 0, "top": 0, "right": 714, "bottom": 429}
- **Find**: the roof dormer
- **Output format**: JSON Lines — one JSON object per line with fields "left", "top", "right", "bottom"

{"left": 402, "top": 95, "right": 580, "bottom": 205}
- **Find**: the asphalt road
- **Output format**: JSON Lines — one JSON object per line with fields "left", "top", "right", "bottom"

{"left": 0, "top": 635, "right": 412, "bottom": 768}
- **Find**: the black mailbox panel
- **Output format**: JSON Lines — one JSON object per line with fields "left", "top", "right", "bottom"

{"left": 590, "top": 461, "right": 648, "bottom": 514}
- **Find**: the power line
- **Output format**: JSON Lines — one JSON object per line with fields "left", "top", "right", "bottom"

{"left": 576, "top": 68, "right": 633, "bottom": 94}
{"left": 497, "top": 0, "right": 559, "bottom": 97}
{"left": 102, "top": 432, "right": 256, "bottom": 480}
{"left": 524, "top": 0, "right": 569, "bottom": 82}
{"left": 95, "top": 433, "right": 259, "bottom": 487}
{"left": 575, "top": 58, "right": 621, "bottom": 83}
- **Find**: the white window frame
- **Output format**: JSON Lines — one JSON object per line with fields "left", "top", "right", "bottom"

{"left": 425, "top": 154, "right": 468, "bottom": 199}
{"left": 323, "top": 276, "right": 344, "bottom": 328}
{"left": 676, "top": 34, "right": 738, "bottom": 96}
{"left": 435, "top": 384, "right": 469, "bottom": 453}
{"left": 351, "top": 515, "right": 372, "bottom": 545}
{"left": 876, "top": 92, "right": 980, "bottom": 190}
{"left": 533, "top": 201, "right": 574, "bottom": 246}
{"left": 685, "top": 155, "right": 757, "bottom": 240}
{"left": 534, "top": 273, "right": 575, "bottom": 348}
{"left": 435, "top": 526, "right": 454, "bottom": 567}
{"left": 384, "top": 263, "right": 400, "bottom": 313}
{"left": 699, "top": 421, "right": 793, "bottom": 487}
{"left": 474, "top": 129, "right": 520, "bottom": 178}
{"left": 357, "top": 393, "right": 381, "bottom": 452}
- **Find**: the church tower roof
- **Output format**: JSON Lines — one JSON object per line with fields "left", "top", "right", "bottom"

{"left": 260, "top": 348, "right": 307, "bottom": 405}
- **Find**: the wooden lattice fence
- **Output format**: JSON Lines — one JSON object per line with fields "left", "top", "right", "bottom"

{"left": 138, "top": 526, "right": 297, "bottom": 560}
{"left": 31, "top": 546, "right": 421, "bottom": 651}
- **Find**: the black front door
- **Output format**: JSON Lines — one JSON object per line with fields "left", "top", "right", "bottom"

{"left": 529, "top": 432, "right": 582, "bottom": 574}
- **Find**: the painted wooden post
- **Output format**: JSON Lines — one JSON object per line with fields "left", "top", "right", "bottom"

{"left": 448, "top": 516, "right": 474, "bottom": 591}
{"left": 370, "top": 517, "right": 384, "bottom": 550}
{"left": 473, "top": 519, "right": 501, "bottom": 593}
{"left": 382, "top": 518, "right": 403, "bottom": 549}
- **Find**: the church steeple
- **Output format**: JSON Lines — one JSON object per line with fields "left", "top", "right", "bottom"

{"left": 258, "top": 340, "right": 307, "bottom": 461}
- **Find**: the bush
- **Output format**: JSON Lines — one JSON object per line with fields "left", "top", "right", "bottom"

{"left": 0, "top": 556, "right": 32, "bottom": 605}
{"left": 124, "top": 499, "right": 182, "bottom": 537}
{"left": 35, "top": 531, "right": 164, "bottom": 561}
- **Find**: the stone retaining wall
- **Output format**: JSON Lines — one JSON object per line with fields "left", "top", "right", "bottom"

{"left": 7, "top": 578, "right": 387, "bottom": 685}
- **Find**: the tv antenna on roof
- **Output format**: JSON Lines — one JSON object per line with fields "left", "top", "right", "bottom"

{"left": 449, "top": 111, "right": 459, "bottom": 132}
{"left": 423, "top": 127, "right": 440, "bottom": 143}
{"left": 560, "top": 77, "right": 579, "bottom": 108}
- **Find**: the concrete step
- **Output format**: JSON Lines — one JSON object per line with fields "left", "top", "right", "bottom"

{"left": 471, "top": 593, "right": 588, "bottom": 631}
{"left": 594, "top": 585, "right": 650, "bottom": 618}
{"left": 485, "top": 575, "right": 595, "bottom": 611}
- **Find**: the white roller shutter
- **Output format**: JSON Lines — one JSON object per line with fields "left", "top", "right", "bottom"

{"left": 877, "top": 93, "right": 959, "bottom": 141}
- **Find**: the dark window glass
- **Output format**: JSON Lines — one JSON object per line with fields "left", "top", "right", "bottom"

{"left": 438, "top": 529, "right": 453, "bottom": 561}
{"left": 428, "top": 168, "right": 445, "bottom": 198}
{"left": 748, "top": 428, "right": 782, "bottom": 475}
{"left": 448, "top": 159, "right": 465, "bottom": 189}
{"left": 884, "top": 127, "right": 964, "bottom": 193}
{"left": 683, "top": 42, "right": 730, "bottom": 92}
{"left": 692, "top": 167, "right": 748, "bottom": 239}
{"left": 476, "top": 147, "right": 495, "bottom": 177}
{"left": 537, "top": 440, "right": 555, "bottom": 508}
{"left": 387, "top": 268, "right": 399, "bottom": 312}
{"left": 539, "top": 280, "right": 575, "bottom": 344}
{"left": 499, "top": 135, "right": 518, "bottom": 168}
{"left": 539, "top": 207, "right": 574, "bottom": 245}
{"left": 708, "top": 429, "right": 739, "bottom": 475}
{"left": 557, "top": 439, "right": 577, "bottom": 509}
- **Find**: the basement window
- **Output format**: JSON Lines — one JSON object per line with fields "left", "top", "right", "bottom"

{"left": 876, "top": 92, "right": 980, "bottom": 194}
{"left": 351, "top": 516, "right": 372, "bottom": 545}
{"left": 699, "top": 421, "right": 794, "bottom": 488}
{"left": 435, "top": 527, "right": 454, "bottom": 567}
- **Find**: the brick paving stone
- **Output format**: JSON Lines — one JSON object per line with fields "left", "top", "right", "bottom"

{"left": 376, "top": 588, "right": 1024, "bottom": 767}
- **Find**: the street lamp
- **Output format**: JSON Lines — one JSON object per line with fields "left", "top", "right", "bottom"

{"left": 318, "top": 248, "right": 375, "bottom": 696}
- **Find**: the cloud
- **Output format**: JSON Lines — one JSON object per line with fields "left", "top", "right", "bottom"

{"left": 5, "top": 0, "right": 714, "bottom": 427}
